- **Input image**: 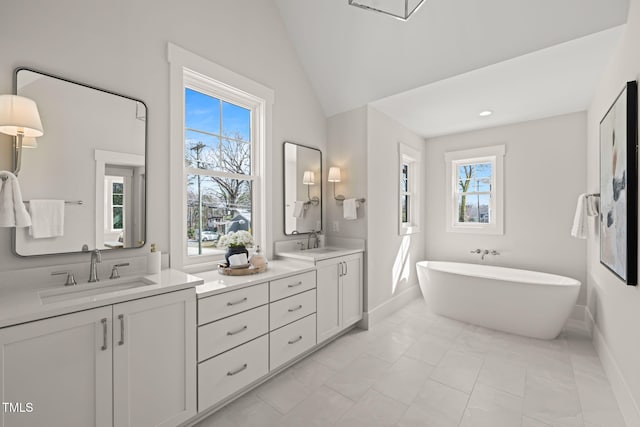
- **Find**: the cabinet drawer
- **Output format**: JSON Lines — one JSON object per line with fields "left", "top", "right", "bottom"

{"left": 198, "top": 335, "right": 269, "bottom": 411}
{"left": 198, "top": 283, "right": 268, "bottom": 325}
{"left": 269, "top": 289, "right": 316, "bottom": 331}
{"left": 269, "top": 314, "right": 316, "bottom": 371}
{"left": 198, "top": 305, "right": 268, "bottom": 362}
{"left": 270, "top": 271, "right": 316, "bottom": 302}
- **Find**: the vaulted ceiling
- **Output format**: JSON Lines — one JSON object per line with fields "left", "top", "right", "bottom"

{"left": 275, "top": 0, "right": 629, "bottom": 137}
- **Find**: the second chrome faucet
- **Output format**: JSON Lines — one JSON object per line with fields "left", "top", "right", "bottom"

{"left": 89, "top": 249, "right": 102, "bottom": 282}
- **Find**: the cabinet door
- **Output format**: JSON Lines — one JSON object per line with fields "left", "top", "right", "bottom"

{"left": 342, "top": 255, "right": 363, "bottom": 328}
{"left": 113, "top": 289, "right": 196, "bottom": 427}
{"left": 316, "top": 260, "right": 341, "bottom": 343}
{"left": 0, "top": 307, "right": 113, "bottom": 427}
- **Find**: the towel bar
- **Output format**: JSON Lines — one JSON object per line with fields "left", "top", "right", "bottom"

{"left": 24, "top": 200, "right": 83, "bottom": 205}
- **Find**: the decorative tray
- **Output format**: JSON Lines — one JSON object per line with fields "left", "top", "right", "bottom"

{"left": 217, "top": 264, "right": 267, "bottom": 276}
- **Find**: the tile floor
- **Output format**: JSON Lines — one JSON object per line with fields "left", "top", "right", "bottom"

{"left": 195, "top": 298, "right": 626, "bottom": 427}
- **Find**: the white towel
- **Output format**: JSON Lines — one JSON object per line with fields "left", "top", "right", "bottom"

{"left": 0, "top": 171, "right": 32, "bottom": 228}
{"left": 292, "top": 201, "right": 305, "bottom": 218}
{"left": 586, "top": 195, "right": 600, "bottom": 217}
{"left": 28, "top": 200, "right": 64, "bottom": 238}
{"left": 344, "top": 198, "right": 358, "bottom": 220}
{"left": 570, "top": 193, "right": 588, "bottom": 239}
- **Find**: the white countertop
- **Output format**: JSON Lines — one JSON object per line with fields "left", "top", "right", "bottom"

{"left": 195, "top": 260, "right": 316, "bottom": 298}
{"left": 275, "top": 246, "right": 364, "bottom": 262}
{"left": 0, "top": 269, "right": 203, "bottom": 329}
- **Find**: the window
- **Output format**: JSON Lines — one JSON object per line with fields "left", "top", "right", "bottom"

{"left": 184, "top": 85, "right": 254, "bottom": 258}
{"left": 105, "top": 176, "right": 124, "bottom": 232}
{"left": 169, "top": 43, "right": 273, "bottom": 269}
{"left": 445, "top": 145, "right": 505, "bottom": 234}
{"left": 398, "top": 143, "right": 421, "bottom": 235}
{"left": 111, "top": 180, "right": 124, "bottom": 230}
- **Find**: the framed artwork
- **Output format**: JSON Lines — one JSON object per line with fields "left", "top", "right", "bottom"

{"left": 600, "top": 80, "right": 638, "bottom": 286}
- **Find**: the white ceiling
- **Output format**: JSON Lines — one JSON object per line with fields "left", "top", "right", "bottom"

{"left": 275, "top": 0, "right": 629, "bottom": 137}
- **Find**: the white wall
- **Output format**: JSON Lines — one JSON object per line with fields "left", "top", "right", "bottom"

{"left": 366, "top": 106, "right": 426, "bottom": 312}
{"left": 586, "top": 0, "right": 640, "bottom": 420}
{"left": 327, "top": 106, "right": 426, "bottom": 314}
{"left": 0, "top": 0, "right": 326, "bottom": 270}
{"left": 326, "top": 107, "right": 368, "bottom": 241}
{"left": 426, "top": 112, "right": 588, "bottom": 303}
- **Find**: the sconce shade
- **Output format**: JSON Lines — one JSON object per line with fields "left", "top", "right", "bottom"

{"left": 0, "top": 95, "right": 44, "bottom": 137}
{"left": 328, "top": 167, "right": 342, "bottom": 183}
{"left": 303, "top": 171, "right": 315, "bottom": 185}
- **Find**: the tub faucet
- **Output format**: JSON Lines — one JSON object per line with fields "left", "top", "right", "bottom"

{"left": 481, "top": 249, "right": 490, "bottom": 260}
{"left": 89, "top": 249, "right": 102, "bottom": 283}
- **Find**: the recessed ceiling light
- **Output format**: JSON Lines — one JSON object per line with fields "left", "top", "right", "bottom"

{"left": 479, "top": 110, "right": 493, "bottom": 117}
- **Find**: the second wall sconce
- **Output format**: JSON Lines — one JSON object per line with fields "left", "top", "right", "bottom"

{"left": 328, "top": 166, "right": 366, "bottom": 204}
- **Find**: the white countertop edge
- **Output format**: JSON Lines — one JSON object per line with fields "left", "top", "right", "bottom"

{"left": 0, "top": 269, "right": 203, "bottom": 329}
{"left": 275, "top": 247, "right": 364, "bottom": 262}
{"left": 194, "top": 261, "right": 316, "bottom": 298}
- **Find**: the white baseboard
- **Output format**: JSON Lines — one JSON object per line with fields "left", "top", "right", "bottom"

{"left": 586, "top": 308, "right": 640, "bottom": 427}
{"left": 359, "top": 285, "right": 422, "bottom": 329}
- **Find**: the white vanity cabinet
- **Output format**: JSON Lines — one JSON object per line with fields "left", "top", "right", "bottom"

{"left": 0, "top": 306, "right": 113, "bottom": 427}
{"left": 316, "top": 252, "right": 363, "bottom": 344}
{"left": 0, "top": 288, "right": 196, "bottom": 427}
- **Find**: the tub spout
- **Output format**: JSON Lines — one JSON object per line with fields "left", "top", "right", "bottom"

{"left": 481, "top": 249, "right": 489, "bottom": 260}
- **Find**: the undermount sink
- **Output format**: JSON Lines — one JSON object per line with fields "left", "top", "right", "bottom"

{"left": 302, "top": 248, "right": 338, "bottom": 254}
{"left": 39, "top": 277, "right": 156, "bottom": 304}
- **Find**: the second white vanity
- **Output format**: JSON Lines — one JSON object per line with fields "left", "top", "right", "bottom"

{"left": 191, "top": 240, "right": 364, "bottom": 421}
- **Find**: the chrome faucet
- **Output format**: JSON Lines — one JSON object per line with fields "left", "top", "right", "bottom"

{"left": 307, "top": 230, "right": 319, "bottom": 249}
{"left": 89, "top": 249, "right": 102, "bottom": 282}
{"left": 481, "top": 249, "right": 490, "bottom": 260}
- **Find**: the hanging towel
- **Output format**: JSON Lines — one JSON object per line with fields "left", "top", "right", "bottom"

{"left": 586, "top": 195, "right": 600, "bottom": 217}
{"left": 0, "top": 171, "right": 32, "bottom": 228}
{"left": 570, "top": 193, "right": 588, "bottom": 239}
{"left": 292, "top": 201, "right": 305, "bottom": 218}
{"left": 344, "top": 198, "right": 358, "bottom": 220}
{"left": 28, "top": 200, "right": 64, "bottom": 238}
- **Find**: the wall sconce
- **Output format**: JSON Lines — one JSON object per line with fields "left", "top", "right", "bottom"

{"left": 328, "top": 167, "right": 345, "bottom": 201}
{"left": 303, "top": 170, "right": 319, "bottom": 206}
{"left": 328, "top": 166, "right": 366, "bottom": 204}
{"left": 0, "top": 95, "right": 44, "bottom": 176}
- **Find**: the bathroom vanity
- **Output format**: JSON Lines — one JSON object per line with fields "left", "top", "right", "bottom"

{"left": 0, "top": 270, "right": 202, "bottom": 427}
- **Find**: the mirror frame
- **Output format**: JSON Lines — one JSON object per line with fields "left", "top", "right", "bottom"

{"left": 282, "top": 141, "right": 322, "bottom": 236}
{"left": 12, "top": 67, "right": 148, "bottom": 257}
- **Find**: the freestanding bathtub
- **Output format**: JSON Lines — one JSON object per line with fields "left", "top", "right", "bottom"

{"left": 416, "top": 261, "right": 581, "bottom": 339}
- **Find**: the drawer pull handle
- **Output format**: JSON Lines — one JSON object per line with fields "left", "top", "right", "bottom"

{"left": 118, "top": 314, "right": 125, "bottom": 346}
{"left": 288, "top": 335, "right": 303, "bottom": 344}
{"left": 287, "top": 281, "right": 303, "bottom": 288}
{"left": 227, "top": 363, "right": 248, "bottom": 376}
{"left": 288, "top": 304, "right": 303, "bottom": 312}
{"left": 101, "top": 318, "right": 108, "bottom": 351}
{"left": 227, "top": 325, "right": 248, "bottom": 336}
{"left": 227, "top": 297, "right": 248, "bottom": 307}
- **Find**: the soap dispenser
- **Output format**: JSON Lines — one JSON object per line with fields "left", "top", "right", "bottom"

{"left": 249, "top": 245, "right": 268, "bottom": 268}
{"left": 147, "top": 243, "right": 161, "bottom": 274}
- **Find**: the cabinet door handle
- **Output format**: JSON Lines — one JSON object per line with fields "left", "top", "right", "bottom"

{"left": 338, "top": 262, "right": 343, "bottom": 277}
{"left": 101, "top": 318, "right": 108, "bottom": 351}
{"left": 227, "top": 325, "right": 248, "bottom": 336}
{"left": 227, "top": 363, "right": 248, "bottom": 376}
{"left": 288, "top": 335, "right": 303, "bottom": 344}
{"left": 287, "top": 281, "right": 303, "bottom": 288}
{"left": 227, "top": 297, "right": 248, "bottom": 307}
{"left": 345, "top": 261, "right": 348, "bottom": 276}
{"left": 118, "top": 314, "right": 125, "bottom": 346}
{"left": 288, "top": 304, "right": 303, "bottom": 312}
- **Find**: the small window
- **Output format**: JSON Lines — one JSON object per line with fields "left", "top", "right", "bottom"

{"left": 112, "top": 181, "right": 124, "bottom": 230}
{"left": 399, "top": 143, "right": 421, "bottom": 235}
{"left": 445, "top": 145, "right": 504, "bottom": 234}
